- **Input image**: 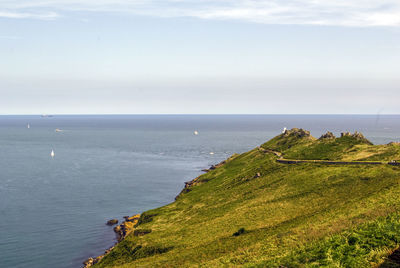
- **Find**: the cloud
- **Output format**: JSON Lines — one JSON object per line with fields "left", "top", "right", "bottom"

{"left": 0, "top": 35, "right": 22, "bottom": 39}
{"left": 0, "top": 0, "right": 400, "bottom": 26}
{"left": 0, "top": 10, "right": 58, "bottom": 20}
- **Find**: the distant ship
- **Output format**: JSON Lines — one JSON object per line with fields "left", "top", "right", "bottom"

{"left": 27, "top": 124, "right": 30, "bottom": 129}
{"left": 51, "top": 150, "right": 55, "bottom": 158}
{"left": 41, "top": 114, "right": 53, "bottom": 118}
{"left": 55, "top": 128, "right": 63, "bottom": 132}
{"left": 194, "top": 130, "right": 199, "bottom": 135}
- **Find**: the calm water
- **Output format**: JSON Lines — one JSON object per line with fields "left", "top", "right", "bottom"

{"left": 0, "top": 115, "right": 399, "bottom": 268}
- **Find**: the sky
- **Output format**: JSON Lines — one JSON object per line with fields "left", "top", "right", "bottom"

{"left": 1, "top": 0, "right": 400, "bottom": 114}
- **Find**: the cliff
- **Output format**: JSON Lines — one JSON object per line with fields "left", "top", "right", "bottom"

{"left": 92, "top": 129, "right": 400, "bottom": 267}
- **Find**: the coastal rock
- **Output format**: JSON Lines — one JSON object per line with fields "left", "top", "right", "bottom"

{"left": 319, "top": 131, "right": 335, "bottom": 140}
{"left": 106, "top": 219, "right": 118, "bottom": 226}
{"left": 83, "top": 253, "right": 107, "bottom": 268}
{"left": 341, "top": 131, "right": 372, "bottom": 144}
{"left": 83, "top": 221, "right": 130, "bottom": 268}
{"left": 83, "top": 258, "right": 94, "bottom": 268}
{"left": 352, "top": 131, "right": 367, "bottom": 140}
{"left": 104, "top": 246, "right": 114, "bottom": 254}
{"left": 202, "top": 160, "right": 227, "bottom": 172}
{"left": 175, "top": 176, "right": 201, "bottom": 200}
{"left": 125, "top": 214, "right": 140, "bottom": 222}
{"left": 114, "top": 214, "right": 140, "bottom": 241}
{"left": 283, "top": 128, "right": 311, "bottom": 138}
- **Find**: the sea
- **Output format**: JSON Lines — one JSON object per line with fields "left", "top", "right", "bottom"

{"left": 0, "top": 115, "right": 399, "bottom": 268}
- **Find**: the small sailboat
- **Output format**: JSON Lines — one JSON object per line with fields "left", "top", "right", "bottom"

{"left": 51, "top": 149, "right": 55, "bottom": 158}
{"left": 194, "top": 130, "right": 199, "bottom": 135}
{"left": 27, "top": 124, "right": 30, "bottom": 129}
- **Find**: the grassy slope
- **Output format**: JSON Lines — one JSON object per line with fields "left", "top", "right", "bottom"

{"left": 95, "top": 130, "right": 400, "bottom": 267}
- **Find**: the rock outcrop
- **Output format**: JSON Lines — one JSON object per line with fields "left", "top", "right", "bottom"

{"left": 340, "top": 131, "right": 372, "bottom": 144}
{"left": 201, "top": 156, "right": 236, "bottom": 172}
{"left": 83, "top": 245, "right": 115, "bottom": 268}
{"left": 341, "top": 132, "right": 351, "bottom": 137}
{"left": 106, "top": 219, "right": 118, "bottom": 226}
{"left": 283, "top": 128, "right": 311, "bottom": 138}
{"left": 319, "top": 131, "right": 335, "bottom": 140}
{"left": 114, "top": 214, "right": 140, "bottom": 241}
{"left": 388, "top": 142, "right": 400, "bottom": 146}
{"left": 83, "top": 214, "right": 140, "bottom": 268}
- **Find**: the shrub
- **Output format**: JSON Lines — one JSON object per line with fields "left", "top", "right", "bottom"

{"left": 233, "top": 228, "right": 246, "bottom": 237}
{"left": 133, "top": 229, "right": 152, "bottom": 236}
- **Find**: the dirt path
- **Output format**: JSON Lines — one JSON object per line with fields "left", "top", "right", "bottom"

{"left": 276, "top": 158, "right": 383, "bottom": 165}
{"left": 258, "top": 147, "right": 400, "bottom": 166}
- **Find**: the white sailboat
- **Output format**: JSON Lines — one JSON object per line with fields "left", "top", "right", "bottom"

{"left": 51, "top": 149, "right": 55, "bottom": 158}
{"left": 27, "top": 124, "right": 30, "bottom": 129}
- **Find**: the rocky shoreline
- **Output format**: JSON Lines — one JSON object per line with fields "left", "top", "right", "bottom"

{"left": 83, "top": 157, "right": 238, "bottom": 267}
{"left": 83, "top": 214, "right": 140, "bottom": 268}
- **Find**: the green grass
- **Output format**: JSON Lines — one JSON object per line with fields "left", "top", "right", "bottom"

{"left": 94, "top": 130, "right": 400, "bottom": 267}
{"left": 257, "top": 213, "right": 400, "bottom": 267}
{"left": 277, "top": 136, "right": 373, "bottom": 160}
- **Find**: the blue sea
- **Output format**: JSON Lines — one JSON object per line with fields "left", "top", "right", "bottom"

{"left": 0, "top": 115, "right": 399, "bottom": 268}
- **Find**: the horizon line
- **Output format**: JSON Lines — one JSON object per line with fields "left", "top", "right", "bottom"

{"left": 0, "top": 113, "right": 399, "bottom": 116}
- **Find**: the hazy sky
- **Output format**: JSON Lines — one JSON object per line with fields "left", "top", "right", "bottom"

{"left": 1, "top": 0, "right": 400, "bottom": 114}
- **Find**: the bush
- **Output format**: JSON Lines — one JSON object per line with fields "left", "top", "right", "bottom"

{"left": 136, "top": 212, "right": 157, "bottom": 226}
{"left": 133, "top": 229, "right": 152, "bottom": 236}
{"left": 233, "top": 228, "right": 246, "bottom": 237}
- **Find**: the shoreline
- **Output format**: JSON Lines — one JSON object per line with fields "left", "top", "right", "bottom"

{"left": 81, "top": 161, "right": 226, "bottom": 267}
{"left": 83, "top": 214, "right": 141, "bottom": 268}
{"left": 83, "top": 156, "right": 240, "bottom": 267}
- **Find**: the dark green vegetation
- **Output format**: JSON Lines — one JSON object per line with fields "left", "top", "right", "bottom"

{"left": 94, "top": 129, "right": 400, "bottom": 267}
{"left": 233, "top": 228, "right": 246, "bottom": 237}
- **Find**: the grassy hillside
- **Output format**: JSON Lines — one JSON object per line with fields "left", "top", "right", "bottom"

{"left": 94, "top": 129, "right": 400, "bottom": 267}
